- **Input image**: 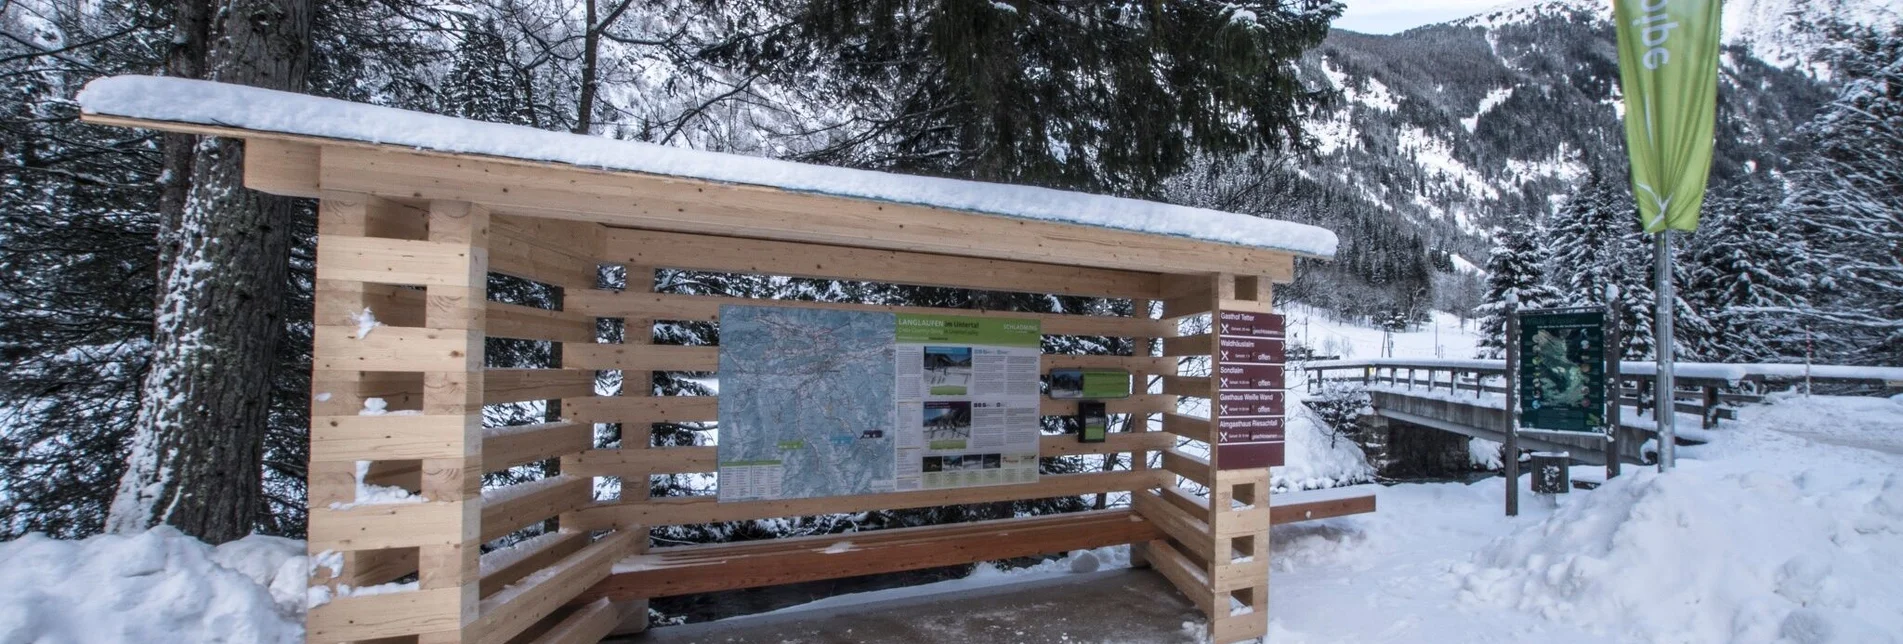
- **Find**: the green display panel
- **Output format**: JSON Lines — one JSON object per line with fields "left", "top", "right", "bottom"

{"left": 1047, "top": 368, "right": 1132, "bottom": 400}
{"left": 1516, "top": 309, "right": 1609, "bottom": 433}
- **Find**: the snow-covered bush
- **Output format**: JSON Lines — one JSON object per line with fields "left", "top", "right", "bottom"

{"left": 1307, "top": 381, "right": 1372, "bottom": 448}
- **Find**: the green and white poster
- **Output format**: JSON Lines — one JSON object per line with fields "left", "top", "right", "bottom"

{"left": 716, "top": 306, "right": 1041, "bottom": 502}
{"left": 1614, "top": 0, "right": 1722, "bottom": 233}
{"left": 897, "top": 314, "right": 1043, "bottom": 491}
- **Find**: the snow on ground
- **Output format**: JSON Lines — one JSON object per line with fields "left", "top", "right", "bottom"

{"left": 1265, "top": 393, "right": 1903, "bottom": 643}
{"left": 1286, "top": 304, "right": 1480, "bottom": 361}
{"left": 0, "top": 527, "right": 306, "bottom": 643}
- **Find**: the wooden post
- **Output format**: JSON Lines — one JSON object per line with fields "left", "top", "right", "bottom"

{"left": 598, "top": 262, "right": 656, "bottom": 635}
{"left": 1604, "top": 303, "right": 1622, "bottom": 479}
{"left": 416, "top": 200, "right": 489, "bottom": 644}
{"left": 1504, "top": 309, "right": 1520, "bottom": 517}
{"left": 1204, "top": 274, "right": 1273, "bottom": 643}
{"left": 1127, "top": 296, "right": 1160, "bottom": 570}
{"left": 305, "top": 194, "right": 485, "bottom": 643}
{"left": 1702, "top": 385, "right": 1720, "bottom": 429}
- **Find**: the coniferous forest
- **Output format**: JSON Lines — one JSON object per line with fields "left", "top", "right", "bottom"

{"left": 2, "top": 0, "right": 1901, "bottom": 606}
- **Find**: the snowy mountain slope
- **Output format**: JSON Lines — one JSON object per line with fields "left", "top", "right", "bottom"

{"left": 1458, "top": 0, "right": 1903, "bottom": 69}
{"left": 1290, "top": 0, "right": 1840, "bottom": 258}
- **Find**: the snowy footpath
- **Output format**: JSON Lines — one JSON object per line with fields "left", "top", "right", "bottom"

{"left": 1269, "top": 394, "right": 1903, "bottom": 643}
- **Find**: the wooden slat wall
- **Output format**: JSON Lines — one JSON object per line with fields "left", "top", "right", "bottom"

{"left": 305, "top": 187, "right": 628, "bottom": 644}
{"left": 1141, "top": 274, "right": 1276, "bottom": 644}
{"left": 560, "top": 228, "right": 1189, "bottom": 542}
{"left": 304, "top": 189, "right": 1285, "bottom": 644}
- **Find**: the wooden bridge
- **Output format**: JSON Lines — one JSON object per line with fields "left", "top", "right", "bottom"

{"left": 1305, "top": 358, "right": 1903, "bottom": 465}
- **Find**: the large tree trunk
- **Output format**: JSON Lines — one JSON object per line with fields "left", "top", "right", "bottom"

{"left": 155, "top": 0, "right": 211, "bottom": 275}
{"left": 108, "top": 0, "right": 311, "bottom": 543}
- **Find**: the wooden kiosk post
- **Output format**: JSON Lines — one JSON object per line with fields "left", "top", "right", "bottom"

{"left": 80, "top": 74, "right": 1341, "bottom": 644}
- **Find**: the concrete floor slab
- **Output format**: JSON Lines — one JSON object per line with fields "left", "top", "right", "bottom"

{"left": 617, "top": 568, "right": 1205, "bottom": 644}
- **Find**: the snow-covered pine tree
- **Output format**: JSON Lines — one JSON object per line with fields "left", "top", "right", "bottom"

{"left": 1686, "top": 181, "right": 1819, "bottom": 362}
{"left": 1541, "top": 168, "right": 1718, "bottom": 360}
{"left": 1475, "top": 224, "right": 1561, "bottom": 358}
{"left": 444, "top": 18, "right": 537, "bottom": 127}
{"left": 1781, "top": 24, "right": 1903, "bottom": 364}
{"left": 715, "top": 0, "right": 1340, "bottom": 195}
{"left": 0, "top": 3, "right": 169, "bottom": 539}
{"left": 1545, "top": 169, "right": 1658, "bottom": 358}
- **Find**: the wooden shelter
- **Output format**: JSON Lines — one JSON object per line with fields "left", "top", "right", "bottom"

{"left": 80, "top": 75, "right": 1350, "bottom": 644}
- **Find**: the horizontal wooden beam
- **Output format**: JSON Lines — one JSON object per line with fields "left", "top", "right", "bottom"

{"left": 1161, "top": 375, "right": 1211, "bottom": 399}
{"left": 566, "top": 433, "right": 1173, "bottom": 479}
{"left": 308, "top": 501, "right": 476, "bottom": 551}
{"left": 563, "top": 394, "right": 1177, "bottom": 425}
{"left": 1161, "top": 448, "right": 1211, "bottom": 488}
{"left": 310, "top": 415, "right": 476, "bottom": 462}
{"left": 1132, "top": 490, "right": 1214, "bottom": 563}
{"left": 525, "top": 598, "right": 622, "bottom": 644}
{"left": 312, "top": 325, "right": 477, "bottom": 373}
{"left": 563, "top": 396, "right": 715, "bottom": 425}
{"left": 577, "top": 509, "right": 1160, "bottom": 602}
{"left": 1040, "top": 395, "right": 1176, "bottom": 417}
{"left": 568, "top": 291, "right": 1172, "bottom": 339}
{"left": 562, "top": 344, "right": 716, "bottom": 372}
{"left": 603, "top": 228, "right": 1161, "bottom": 300}
{"left": 484, "top": 422, "right": 591, "bottom": 474}
{"left": 479, "top": 532, "right": 589, "bottom": 598}
{"left": 566, "top": 469, "right": 1169, "bottom": 530}
{"left": 1161, "top": 413, "right": 1213, "bottom": 444}
{"left": 307, "top": 586, "right": 466, "bottom": 643}
{"left": 1162, "top": 334, "right": 1213, "bottom": 357}
{"left": 474, "top": 530, "right": 640, "bottom": 644}
{"left": 1040, "top": 354, "right": 1178, "bottom": 373}
{"left": 1145, "top": 539, "right": 1215, "bottom": 617}
{"left": 481, "top": 475, "right": 593, "bottom": 543}
{"left": 1270, "top": 493, "right": 1378, "bottom": 526}
{"left": 314, "top": 235, "right": 482, "bottom": 288}
{"left": 490, "top": 215, "right": 602, "bottom": 289}
{"left": 488, "top": 302, "right": 595, "bottom": 343}
{"left": 1037, "top": 431, "right": 1175, "bottom": 457}
{"left": 563, "top": 446, "right": 716, "bottom": 478}
{"left": 484, "top": 369, "right": 596, "bottom": 405}
{"left": 561, "top": 345, "right": 1176, "bottom": 377}
{"left": 304, "top": 143, "right": 1305, "bottom": 276}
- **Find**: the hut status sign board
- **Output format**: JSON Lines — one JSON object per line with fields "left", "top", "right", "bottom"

{"left": 1215, "top": 310, "right": 1287, "bottom": 469}
{"left": 1515, "top": 309, "right": 1609, "bottom": 433}
{"left": 716, "top": 305, "right": 1043, "bottom": 501}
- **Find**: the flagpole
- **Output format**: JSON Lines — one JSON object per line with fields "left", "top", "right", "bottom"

{"left": 1654, "top": 229, "right": 1676, "bottom": 472}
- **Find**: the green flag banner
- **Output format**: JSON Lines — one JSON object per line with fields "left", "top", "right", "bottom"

{"left": 1614, "top": 0, "right": 1722, "bottom": 233}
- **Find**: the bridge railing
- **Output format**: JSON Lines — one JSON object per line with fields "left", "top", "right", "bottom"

{"left": 1303, "top": 359, "right": 1903, "bottom": 430}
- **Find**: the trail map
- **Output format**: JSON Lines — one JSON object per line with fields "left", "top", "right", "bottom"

{"left": 717, "top": 306, "right": 1041, "bottom": 501}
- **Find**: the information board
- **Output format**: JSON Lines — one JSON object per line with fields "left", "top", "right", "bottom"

{"left": 716, "top": 306, "right": 1042, "bottom": 501}
{"left": 1515, "top": 309, "right": 1608, "bottom": 433}
{"left": 1214, "top": 310, "right": 1287, "bottom": 469}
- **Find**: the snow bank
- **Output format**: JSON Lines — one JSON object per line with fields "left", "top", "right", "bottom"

{"left": 77, "top": 76, "right": 1338, "bottom": 258}
{"left": 1456, "top": 456, "right": 1903, "bottom": 642}
{"left": 0, "top": 527, "right": 306, "bottom": 643}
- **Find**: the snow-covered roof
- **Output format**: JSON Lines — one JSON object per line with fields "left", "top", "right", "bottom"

{"left": 77, "top": 75, "right": 1337, "bottom": 259}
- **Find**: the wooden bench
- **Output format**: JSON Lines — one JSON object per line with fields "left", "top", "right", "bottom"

{"left": 577, "top": 487, "right": 1379, "bottom": 604}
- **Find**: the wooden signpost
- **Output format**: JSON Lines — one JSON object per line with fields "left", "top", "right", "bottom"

{"left": 1214, "top": 310, "right": 1287, "bottom": 470}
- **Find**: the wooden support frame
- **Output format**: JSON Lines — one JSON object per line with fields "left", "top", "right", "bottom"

{"left": 80, "top": 105, "right": 1323, "bottom": 643}
{"left": 1136, "top": 273, "right": 1278, "bottom": 644}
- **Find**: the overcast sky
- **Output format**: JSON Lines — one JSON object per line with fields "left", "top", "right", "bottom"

{"left": 1333, "top": 0, "right": 1513, "bottom": 34}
